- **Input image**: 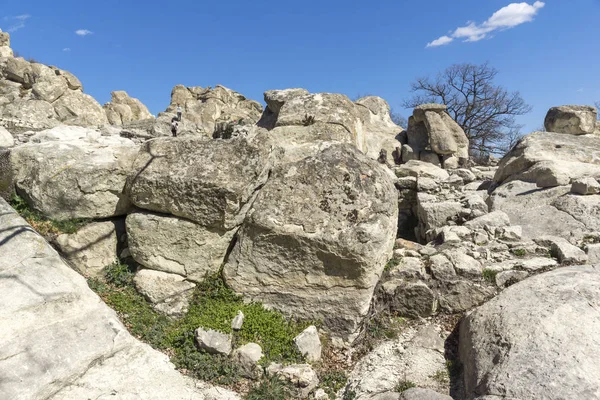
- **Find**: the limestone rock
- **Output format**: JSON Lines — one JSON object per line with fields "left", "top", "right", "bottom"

{"left": 438, "top": 281, "right": 494, "bottom": 313}
{"left": 464, "top": 210, "right": 510, "bottom": 230}
{"left": 267, "top": 363, "right": 319, "bottom": 398}
{"left": 544, "top": 105, "right": 597, "bottom": 135}
{"left": 382, "top": 280, "right": 436, "bottom": 318}
{"left": 223, "top": 144, "right": 398, "bottom": 341}
{"left": 495, "top": 270, "right": 529, "bottom": 287}
{"left": 127, "top": 135, "right": 277, "bottom": 230}
{"left": 134, "top": 269, "right": 196, "bottom": 317}
{"left": 294, "top": 325, "right": 322, "bottom": 363}
{"left": 104, "top": 90, "right": 153, "bottom": 125}
{"left": 536, "top": 235, "right": 588, "bottom": 265}
{"left": 0, "top": 126, "right": 13, "bottom": 147}
{"left": 0, "top": 198, "right": 241, "bottom": 400}
{"left": 53, "top": 91, "right": 109, "bottom": 126}
{"left": 54, "top": 221, "right": 120, "bottom": 278}
{"left": 195, "top": 328, "right": 232, "bottom": 355}
{"left": 459, "top": 266, "right": 600, "bottom": 399}
{"left": 395, "top": 160, "right": 450, "bottom": 181}
{"left": 571, "top": 176, "right": 600, "bottom": 195}
{"left": 343, "top": 325, "right": 448, "bottom": 399}
{"left": 9, "top": 128, "right": 138, "bottom": 220}
{"left": 231, "top": 310, "right": 244, "bottom": 330}
{"left": 126, "top": 211, "right": 235, "bottom": 282}
{"left": 232, "top": 343, "right": 263, "bottom": 379}
{"left": 399, "top": 388, "right": 453, "bottom": 400}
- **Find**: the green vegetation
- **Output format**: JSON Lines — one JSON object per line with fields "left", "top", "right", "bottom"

{"left": 302, "top": 114, "right": 316, "bottom": 126}
{"left": 245, "top": 375, "right": 293, "bottom": 400}
{"left": 342, "top": 388, "right": 357, "bottom": 400}
{"left": 10, "top": 194, "right": 89, "bottom": 236}
{"left": 88, "top": 264, "right": 312, "bottom": 386}
{"left": 395, "top": 380, "right": 416, "bottom": 392}
{"left": 319, "top": 370, "right": 348, "bottom": 399}
{"left": 482, "top": 268, "right": 498, "bottom": 284}
{"left": 431, "top": 369, "right": 449, "bottom": 384}
{"left": 383, "top": 258, "right": 401, "bottom": 273}
{"left": 361, "top": 313, "right": 406, "bottom": 353}
{"left": 511, "top": 248, "right": 527, "bottom": 257}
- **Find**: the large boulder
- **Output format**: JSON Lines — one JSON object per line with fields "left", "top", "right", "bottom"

{"left": 156, "top": 84, "right": 263, "bottom": 136}
{"left": 459, "top": 265, "right": 600, "bottom": 399}
{"left": 53, "top": 91, "right": 109, "bottom": 126}
{"left": 258, "top": 89, "right": 403, "bottom": 165}
{"left": 0, "top": 197, "right": 241, "bottom": 400}
{"left": 544, "top": 105, "right": 597, "bottom": 135}
{"left": 9, "top": 127, "right": 138, "bottom": 220}
{"left": 127, "top": 135, "right": 277, "bottom": 230}
{"left": 223, "top": 144, "right": 398, "bottom": 341}
{"left": 126, "top": 211, "right": 235, "bottom": 281}
{"left": 104, "top": 90, "right": 153, "bottom": 125}
{"left": 401, "top": 104, "right": 469, "bottom": 166}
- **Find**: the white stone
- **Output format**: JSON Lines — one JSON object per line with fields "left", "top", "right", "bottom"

{"left": 294, "top": 325, "right": 322, "bottom": 362}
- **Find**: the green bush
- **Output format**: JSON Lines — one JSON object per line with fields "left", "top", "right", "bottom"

{"left": 246, "top": 375, "right": 293, "bottom": 400}
{"left": 482, "top": 268, "right": 498, "bottom": 284}
{"left": 511, "top": 248, "right": 527, "bottom": 257}
{"left": 319, "top": 370, "right": 348, "bottom": 399}
{"left": 104, "top": 261, "right": 135, "bottom": 287}
{"left": 384, "top": 258, "right": 401, "bottom": 273}
{"left": 395, "top": 380, "right": 416, "bottom": 392}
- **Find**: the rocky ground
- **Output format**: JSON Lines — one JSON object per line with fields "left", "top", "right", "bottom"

{"left": 1, "top": 29, "right": 600, "bottom": 400}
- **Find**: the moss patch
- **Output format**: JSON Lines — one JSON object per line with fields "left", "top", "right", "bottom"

{"left": 89, "top": 264, "right": 312, "bottom": 386}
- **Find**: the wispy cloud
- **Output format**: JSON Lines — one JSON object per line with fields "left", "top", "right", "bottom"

{"left": 426, "top": 1, "right": 545, "bottom": 47}
{"left": 576, "top": 88, "right": 584, "bottom": 93}
{"left": 75, "top": 29, "right": 93, "bottom": 36}
{"left": 4, "top": 14, "right": 31, "bottom": 33}
{"left": 63, "top": 47, "right": 71, "bottom": 52}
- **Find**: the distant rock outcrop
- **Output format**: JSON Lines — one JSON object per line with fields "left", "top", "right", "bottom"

{"left": 156, "top": 84, "right": 263, "bottom": 137}
{"left": 0, "top": 31, "right": 108, "bottom": 132}
{"left": 544, "top": 105, "right": 597, "bottom": 135}
{"left": 400, "top": 104, "right": 469, "bottom": 168}
{"left": 103, "top": 90, "right": 153, "bottom": 125}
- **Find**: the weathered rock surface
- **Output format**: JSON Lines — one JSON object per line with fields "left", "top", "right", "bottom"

{"left": 104, "top": 90, "right": 153, "bottom": 125}
{"left": 399, "top": 388, "right": 453, "bottom": 400}
{"left": 224, "top": 144, "right": 398, "bottom": 341}
{"left": 0, "top": 125, "right": 13, "bottom": 147}
{"left": 0, "top": 198, "right": 240, "bottom": 400}
{"left": 343, "top": 325, "right": 448, "bottom": 399}
{"left": 231, "top": 343, "right": 263, "bottom": 379}
{"left": 267, "top": 363, "right": 319, "bottom": 398}
{"left": 157, "top": 85, "right": 263, "bottom": 137}
{"left": 126, "top": 211, "right": 235, "bottom": 282}
{"left": 459, "top": 266, "right": 600, "bottom": 400}
{"left": 8, "top": 127, "right": 138, "bottom": 219}
{"left": 544, "top": 105, "right": 597, "bottom": 135}
{"left": 294, "top": 325, "right": 322, "bottom": 363}
{"left": 127, "top": 135, "right": 277, "bottom": 230}
{"left": 134, "top": 269, "right": 196, "bottom": 317}
{"left": 195, "top": 328, "right": 232, "bottom": 356}
{"left": 54, "top": 220, "right": 121, "bottom": 277}
{"left": 571, "top": 176, "right": 600, "bottom": 195}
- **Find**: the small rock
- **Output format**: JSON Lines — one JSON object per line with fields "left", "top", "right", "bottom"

{"left": 497, "top": 225, "right": 522, "bottom": 241}
{"left": 440, "top": 227, "right": 461, "bottom": 245}
{"left": 518, "top": 257, "right": 558, "bottom": 272}
{"left": 294, "top": 325, "right": 322, "bottom": 363}
{"left": 267, "top": 363, "right": 319, "bottom": 398}
{"left": 429, "top": 254, "right": 456, "bottom": 281}
{"left": 464, "top": 210, "right": 510, "bottom": 230}
{"left": 314, "top": 388, "right": 329, "bottom": 400}
{"left": 383, "top": 280, "right": 436, "bottom": 318}
{"left": 495, "top": 270, "right": 529, "bottom": 287}
{"left": 232, "top": 343, "right": 262, "bottom": 378}
{"left": 445, "top": 250, "right": 482, "bottom": 278}
{"left": 571, "top": 177, "right": 600, "bottom": 195}
{"left": 231, "top": 310, "right": 244, "bottom": 330}
{"left": 194, "top": 328, "right": 232, "bottom": 355}
{"left": 133, "top": 269, "right": 196, "bottom": 317}
{"left": 417, "top": 177, "right": 438, "bottom": 192}
{"left": 536, "top": 236, "right": 588, "bottom": 265}
{"left": 453, "top": 168, "right": 476, "bottom": 183}
{"left": 399, "top": 387, "right": 453, "bottom": 400}
{"left": 586, "top": 243, "right": 600, "bottom": 264}
{"left": 443, "top": 175, "right": 464, "bottom": 188}
{"left": 396, "top": 176, "right": 418, "bottom": 190}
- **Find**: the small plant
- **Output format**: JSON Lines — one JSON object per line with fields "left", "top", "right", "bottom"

{"left": 430, "top": 369, "right": 449, "bottom": 384}
{"left": 319, "top": 370, "right": 348, "bottom": 399}
{"left": 104, "top": 261, "right": 135, "bottom": 287}
{"left": 342, "top": 387, "right": 357, "bottom": 400}
{"left": 511, "top": 248, "right": 527, "bottom": 257}
{"left": 302, "top": 114, "right": 316, "bottom": 126}
{"left": 245, "top": 375, "right": 292, "bottom": 400}
{"left": 482, "top": 268, "right": 498, "bottom": 284}
{"left": 394, "top": 380, "right": 416, "bottom": 392}
{"left": 384, "top": 258, "right": 401, "bottom": 273}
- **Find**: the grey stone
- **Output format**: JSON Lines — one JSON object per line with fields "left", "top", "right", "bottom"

{"left": 231, "top": 310, "right": 244, "bottom": 330}
{"left": 195, "top": 328, "right": 232, "bottom": 355}
{"left": 453, "top": 168, "right": 476, "bottom": 183}
{"left": 0, "top": 198, "right": 240, "bottom": 400}
{"left": 382, "top": 280, "right": 436, "bottom": 318}
{"left": 586, "top": 243, "right": 600, "bottom": 264}
{"left": 134, "top": 269, "right": 196, "bottom": 317}
{"left": 445, "top": 250, "right": 482, "bottom": 278}
{"left": 460, "top": 266, "right": 600, "bottom": 400}
{"left": 0, "top": 126, "right": 13, "bottom": 147}
{"left": 232, "top": 343, "right": 263, "bottom": 379}
{"left": 429, "top": 254, "right": 457, "bottom": 281}
{"left": 294, "top": 325, "right": 322, "bottom": 362}
{"left": 54, "top": 220, "right": 120, "bottom": 278}
{"left": 438, "top": 281, "right": 494, "bottom": 313}
{"left": 571, "top": 177, "right": 600, "bottom": 195}
{"left": 518, "top": 257, "right": 558, "bottom": 272}
{"left": 464, "top": 210, "right": 510, "bottom": 230}
{"left": 537, "top": 236, "right": 588, "bottom": 265}
{"left": 399, "top": 388, "right": 453, "bottom": 400}
{"left": 544, "top": 105, "right": 597, "bottom": 135}
{"left": 495, "top": 270, "right": 529, "bottom": 287}
{"left": 223, "top": 144, "right": 398, "bottom": 342}
{"left": 266, "top": 363, "right": 319, "bottom": 398}
{"left": 104, "top": 90, "right": 153, "bottom": 125}
{"left": 395, "top": 160, "right": 450, "bottom": 181}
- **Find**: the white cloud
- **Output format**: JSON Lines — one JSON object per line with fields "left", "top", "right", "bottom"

{"left": 75, "top": 29, "right": 93, "bottom": 36}
{"left": 426, "top": 2, "right": 545, "bottom": 47}
{"left": 576, "top": 88, "right": 584, "bottom": 93}
{"left": 426, "top": 35, "right": 454, "bottom": 48}
{"left": 4, "top": 14, "right": 31, "bottom": 32}
{"left": 63, "top": 48, "right": 71, "bottom": 52}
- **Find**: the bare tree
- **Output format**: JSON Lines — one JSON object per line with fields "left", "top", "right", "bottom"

{"left": 595, "top": 101, "right": 600, "bottom": 120}
{"left": 403, "top": 62, "right": 531, "bottom": 156}
{"left": 390, "top": 108, "right": 407, "bottom": 128}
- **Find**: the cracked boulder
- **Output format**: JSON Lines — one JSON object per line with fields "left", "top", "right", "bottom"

{"left": 223, "top": 143, "right": 398, "bottom": 341}
{"left": 127, "top": 135, "right": 277, "bottom": 230}
{"left": 460, "top": 265, "right": 600, "bottom": 399}
{"left": 8, "top": 126, "right": 138, "bottom": 220}
{"left": 544, "top": 105, "right": 597, "bottom": 135}
{"left": 126, "top": 211, "right": 235, "bottom": 282}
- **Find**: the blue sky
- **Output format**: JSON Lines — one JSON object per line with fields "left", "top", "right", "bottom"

{"left": 1, "top": 0, "right": 599, "bottom": 132}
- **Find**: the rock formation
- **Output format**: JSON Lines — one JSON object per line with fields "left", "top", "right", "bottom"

{"left": 400, "top": 104, "right": 469, "bottom": 168}
{"left": 544, "top": 104, "right": 598, "bottom": 135}
{"left": 103, "top": 90, "right": 153, "bottom": 125}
